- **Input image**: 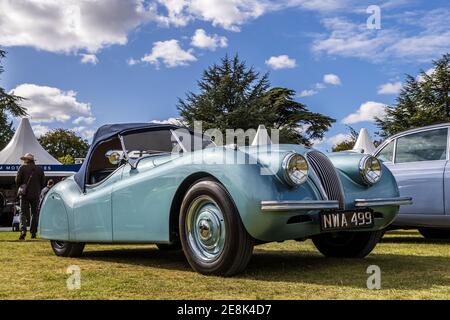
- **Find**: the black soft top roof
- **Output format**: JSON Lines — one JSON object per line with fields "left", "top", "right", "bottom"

{"left": 74, "top": 123, "right": 181, "bottom": 190}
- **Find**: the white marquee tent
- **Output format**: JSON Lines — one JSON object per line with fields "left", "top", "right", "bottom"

{"left": 352, "top": 128, "right": 376, "bottom": 154}
{"left": 251, "top": 125, "right": 272, "bottom": 146}
{"left": 0, "top": 118, "right": 60, "bottom": 165}
{"left": 0, "top": 118, "right": 78, "bottom": 177}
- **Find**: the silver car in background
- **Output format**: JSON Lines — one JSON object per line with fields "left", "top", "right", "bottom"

{"left": 374, "top": 123, "right": 450, "bottom": 239}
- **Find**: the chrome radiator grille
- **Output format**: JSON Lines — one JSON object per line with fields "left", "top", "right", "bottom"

{"left": 306, "top": 151, "right": 345, "bottom": 209}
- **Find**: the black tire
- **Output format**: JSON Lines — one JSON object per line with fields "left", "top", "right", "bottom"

{"left": 156, "top": 242, "right": 182, "bottom": 251}
{"left": 50, "top": 240, "right": 85, "bottom": 257}
{"left": 312, "top": 230, "right": 384, "bottom": 258}
{"left": 179, "top": 179, "right": 254, "bottom": 276}
{"left": 419, "top": 228, "right": 450, "bottom": 240}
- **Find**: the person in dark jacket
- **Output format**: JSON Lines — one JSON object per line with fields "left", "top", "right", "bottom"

{"left": 16, "top": 153, "right": 46, "bottom": 240}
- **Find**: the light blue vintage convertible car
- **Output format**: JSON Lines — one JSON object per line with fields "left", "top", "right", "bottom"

{"left": 39, "top": 123, "right": 411, "bottom": 276}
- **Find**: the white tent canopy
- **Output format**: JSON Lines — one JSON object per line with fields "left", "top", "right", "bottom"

{"left": 0, "top": 118, "right": 60, "bottom": 165}
{"left": 352, "top": 128, "right": 376, "bottom": 154}
{"left": 251, "top": 125, "right": 272, "bottom": 146}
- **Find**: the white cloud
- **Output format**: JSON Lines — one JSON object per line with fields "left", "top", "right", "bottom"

{"left": 315, "top": 82, "right": 326, "bottom": 89}
{"left": 73, "top": 116, "right": 96, "bottom": 125}
{"left": 0, "top": 0, "right": 157, "bottom": 53}
{"left": 323, "top": 73, "right": 341, "bottom": 85}
{"left": 127, "top": 58, "right": 139, "bottom": 66}
{"left": 159, "top": 0, "right": 268, "bottom": 31}
{"left": 150, "top": 117, "right": 186, "bottom": 126}
{"left": 342, "top": 101, "right": 387, "bottom": 124}
{"left": 32, "top": 125, "right": 51, "bottom": 138}
{"left": 80, "top": 54, "right": 98, "bottom": 65}
{"left": 0, "top": 0, "right": 382, "bottom": 63}
{"left": 10, "top": 84, "right": 92, "bottom": 123}
{"left": 312, "top": 17, "right": 397, "bottom": 62}
{"left": 300, "top": 73, "right": 341, "bottom": 97}
{"left": 312, "top": 132, "right": 351, "bottom": 147}
{"left": 141, "top": 40, "right": 197, "bottom": 68}
{"left": 313, "top": 9, "right": 450, "bottom": 63}
{"left": 72, "top": 126, "right": 96, "bottom": 140}
{"left": 299, "top": 89, "right": 318, "bottom": 97}
{"left": 417, "top": 67, "right": 435, "bottom": 82}
{"left": 377, "top": 81, "right": 402, "bottom": 95}
{"left": 282, "top": 0, "right": 350, "bottom": 12}
{"left": 0, "top": 0, "right": 382, "bottom": 61}
{"left": 265, "top": 55, "right": 297, "bottom": 70}
{"left": 327, "top": 133, "right": 351, "bottom": 145}
{"left": 191, "top": 29, "right": 227, "bottom": 50}
{"left": 158, "top": 0, "right": 356, "bottom": 31}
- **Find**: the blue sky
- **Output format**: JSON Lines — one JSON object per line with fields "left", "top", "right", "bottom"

{"left": 1, "top": 0, "right": 449, "bottom": 151}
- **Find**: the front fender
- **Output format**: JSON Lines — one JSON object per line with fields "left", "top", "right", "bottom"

{"left": 326, "top": 151, "right": 400, "bottom": 204}
{"left": 39, "top": 178, "right": 80, "bottom": 241}
{"left": 327, "top": 152, "right": 401, "bottom": 229}
{"left": 169, "top": 147, "right": 324, "bottom": 241}
{"left": 39, "top": 191, "right": 70, "bottom": 241}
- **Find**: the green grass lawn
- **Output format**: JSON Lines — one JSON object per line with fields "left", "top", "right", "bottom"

{"left": 0, "top": 230, "right": 449, "bottom": 300}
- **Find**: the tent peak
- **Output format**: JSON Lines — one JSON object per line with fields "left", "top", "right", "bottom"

{"left": 0, "top": 117, "right": 61, "bottom": 165}
{"left": 352, "top": 128, "right": 376, "bottom": 154}
{"left": 251, "top": 125, "right": 272, "bottom": 146}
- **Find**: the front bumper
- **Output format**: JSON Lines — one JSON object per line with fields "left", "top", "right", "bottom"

{"left": 261, "top": 197, "right": 412, "bottom": 212}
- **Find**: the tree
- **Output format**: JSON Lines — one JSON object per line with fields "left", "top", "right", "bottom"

{"left": 0, "top": 49, "right": 27, "bottom": 118}
{"left": 0, "top": 112, "right": 14, "bottom": 150}
{"left": 178, "top": 54, "right": 335, "bottom": 146}
{"left": 57, "top": 155, "right": 75, "bottom": 165}
{"left": 376, "top": 53, "right": 450, "bottom": 138}
{"left": 332, "top": 127, "right": 359, "bottom": 152}
{"left": 38, "top": 129, "right": 89, "bottom": 161}
{"left": 331, "top": 127, "right": 382, "bottom": 152}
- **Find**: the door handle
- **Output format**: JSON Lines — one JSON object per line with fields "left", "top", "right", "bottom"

{"left": 51, "top": 194, "right": 62, "bottom": 200}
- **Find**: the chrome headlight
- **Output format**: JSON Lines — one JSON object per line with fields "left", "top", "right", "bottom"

{"left": 282, "top": 153, "right": 309, "bottom": 186}
{"left": 359, "top": 155, "right": 382, "bottom": 185}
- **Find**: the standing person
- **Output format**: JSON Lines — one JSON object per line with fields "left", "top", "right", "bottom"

{"left": 16, "top": 153, "right": 46, "bottom": 240}
{"left": 39, "top": 179, "right": 54, "bottom": 211}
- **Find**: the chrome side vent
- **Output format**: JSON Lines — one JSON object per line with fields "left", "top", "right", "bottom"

{"left": 306, "top": 151, "right": 345, "bottom": 209}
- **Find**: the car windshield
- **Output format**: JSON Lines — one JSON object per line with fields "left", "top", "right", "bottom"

{"left": 171, "top": 128, "right": 215, "bottom": 152}
{"left": 121, "top": 129, "right": 214, "bottom": 160}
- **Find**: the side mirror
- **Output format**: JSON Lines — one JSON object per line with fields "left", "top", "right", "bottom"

{"left": 105, "top": 150, "right": 122, "bottom": 166}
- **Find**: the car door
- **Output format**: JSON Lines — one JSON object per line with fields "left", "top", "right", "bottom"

{"left": 443, "top": 158, "right": 450, "bottom": 216}
{"left": 111, "top": 129, "right": 180, "bottom": 242}
{"left": 379, "top": 128, "right": 448, "bottom": 215}
{"left": 72, "top": 167, "right": 124, "bottom": 242}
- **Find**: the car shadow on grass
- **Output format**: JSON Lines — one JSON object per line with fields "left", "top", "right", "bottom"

{"left": 381, "top": 235, "right": 450, "bottom": 244}
{"left": 243, "top": 249, "right": 450, "bottom": 290}
{"left": 81, "top": 247, "right": 191, "bottom": 270}
{"left": 79, "top": 246, "right": 450, "bottom": 290}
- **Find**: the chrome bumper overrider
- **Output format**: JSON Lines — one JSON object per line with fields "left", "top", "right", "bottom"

{"left": 354, "top": 197, "right": 412, "bottom": 207}
{"left": 261, "top": 197, "right": 412, "bottom": 212}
